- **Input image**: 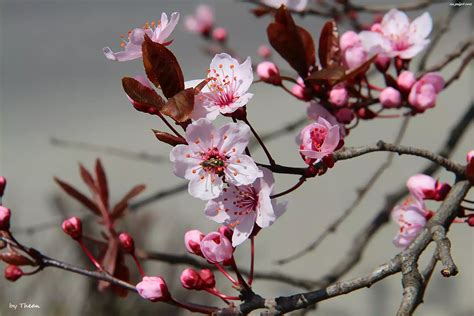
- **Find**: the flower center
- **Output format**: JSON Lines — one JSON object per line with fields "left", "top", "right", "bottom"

{"left": 310, "top": 126, "right": 328, "bottom": 152}
{"left": 206, "top": 64, "right": 241, "bottom": 108}
{"left": 231, "top": 186, "right": 259, "bottom": 216}
{"left": 201, "top": 147, "right": 227, "bottom": 175}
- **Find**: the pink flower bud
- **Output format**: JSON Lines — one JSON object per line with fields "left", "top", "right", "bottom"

{"left": 379, "top": 87, "right": 401, "bottom": 108}
{"left": 467, "top": 215, "right": 474, "bottom": 227}
{"left": 339, "top": 31, "right": 360, "bottom": 52}
{"left": 61, "top": 217, "right": 82, "bottom": 239}
{"left": 370, "top": 23, "right": 382, "bottom": 33}
{"left": 335, "top": 108, "right": 354, "bottom": 124}
{"left": 200, "top": 232, "right": 233, "bottom": 264}
{"left": 257, "top": 61, "right": 281, "bottom": 85}
{"left": 408, "top": 73, "right": 444, "bottom": 112}
{"left": 257, "top": 44, "right": 271, "bottom": 59}
{"left": 118, "top": 232, "right": 135, "bottom": 253}
{"left": 5, "top": 265, "right": 23, "bottom": 282}
{"left": 0, "top": 176, "right": 6, "bottom": 197}
{"left": 407, "top": 174, "right": 450, "bottom": 201}
{"left": 397, "top": 71, "right": 416, "bottom": 92}
{"left": 136, "top": 276, "right": 170, "bottom": 302}
{"left": 466, "top": 150, "right": 474, "bottom": 163}
{"left": 329, "top": 85, "right": 349, "bottom": 107}
{"left": 184, "top": 230, "right": 204, "bottom": 257}
{"left": 180, "top": 268, "right": 204, "bottom": 290}
{"left": 0, "top": 206, "right": 11, "bottom": 231}
{"left": 375, "top": 55, "right": 391, "bottom": 72}
{"left": 199, "top": 269, "right": 216, "bottom": 288}
{"left": 212, "top": 27, "right": 227, "bottom": 42}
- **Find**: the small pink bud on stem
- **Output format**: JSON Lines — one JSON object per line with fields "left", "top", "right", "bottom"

{"left": 119, "top": 232, "right": 144, "bottom": 277}
{"left": 257, "top": 44, "right": 271, "bottom": 59}
{"left": 184, "top": 230, "right": 205, "bottom": 257}
{"left": 212, "top": 27, "right": 227, "bottom": 42}
{"left": 136, "top": 276, "right": 171, "bottom": 302}
{"left": 4, "top": 265, "right": 23, "bottom": 282}
{"left": 256, "top": 61, "right": 281, "bottom": 85}
{"left": 0, "top": 206, "right": 11, "bottom": 231}
{"left": 0, "top": 176, "right": 6, "bottom": 197}
{"left": 62, "top": 217, "right": 82, "bottom": 239}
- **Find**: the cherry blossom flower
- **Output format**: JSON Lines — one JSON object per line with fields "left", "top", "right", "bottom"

{"left": 185, "top": 53, "right": 254, "bottom": 121}
{"left": 103, "top": 12, "right": 179, "bottom": 62}
{"left": 291, "top": 77, "right": 311, "bottom": 101}
{"left": 379, "top": 87, "right": 401, "bottom": 108}
{"left": 184, "top": 230, "right": 205, "bottom": 256}
{"left": 408, "top": 72, "right": 444, "bottom": 112}
{"left": 200, "top": 231, "right": 233, "bottom": 263}
{"left": 184, "top": 5, "right": 214, "bottom": 35}
{"left": 359, "top": 9, "right": 432, "bottom": 59}
{"left": 406, "top": 174, "right": 450, "bottom": 201}
{"left": 205, "top": 168, "right": 287, "bottom": 246}
{"left": 299, "top": 117, "right": 340, "bottom": 163}
{"left": 136, "top": 276, "right": 170, "bottom": 302}
{"left": 391, "top": 199, "right": 428, "bottom": 248}
{"left": 306, "top": 101, "right": 346, "bottom": 137}
{"left": 262, "top": 0, "right": 308, "bottom": 12}
{"left": 170, "top": 119, "right": 262, "bottom": 200}
{"left": 339, "top": 31, "right": 368, "bottom": 70}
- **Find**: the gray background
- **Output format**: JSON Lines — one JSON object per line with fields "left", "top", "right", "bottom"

{"left": 0, "top": 0, "right": 472, "bottom": 315}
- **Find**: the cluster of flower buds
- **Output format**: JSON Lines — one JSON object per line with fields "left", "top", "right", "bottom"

{"left": 185, "top": 5, "right": 227, "bottom": 42}
{"left": 185, "top": 228, "right": 234, "bottom": 264}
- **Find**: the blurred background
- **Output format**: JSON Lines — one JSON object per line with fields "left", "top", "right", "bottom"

{"left": 0, "top": 0, "right": 472, "bottom": 315}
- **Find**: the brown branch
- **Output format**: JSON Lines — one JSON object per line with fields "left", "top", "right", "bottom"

{"left": 276, "top": 117, "right": 411, "bottom": 265}
{"left": 430, "top": 225, "right": 458, "bottom": 277}
{"left": 421, "top": 37, "right": 474, "bottom": 75}
{"left": 444, "top": 50, "right": 474, "bottom": 88}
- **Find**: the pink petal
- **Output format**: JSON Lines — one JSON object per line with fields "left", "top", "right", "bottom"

{"left": 188, "top": 172, "right": 223, "bottom": 200}
{"left": 204, "top": 200, "right": 231, "bottom": 224}
{"left": 421, "top": 73, "right": 445, "bottom": 92}
{"left": 232, "top": 213, "right": 256, "bottom": 247}
{"left": 381, "top": 9, "right": 409, "bottom": 38}
{"left": 217, "top": 122, "right": 250, "bottom": 156}
{"left": 185, "top": 118, "right": 216, "bottom": 152}
{"left": 409, "top": 12, "right": 432, "bottom": 42}
{"left": 225, "top": 155, "right": 263, "bottom": 186}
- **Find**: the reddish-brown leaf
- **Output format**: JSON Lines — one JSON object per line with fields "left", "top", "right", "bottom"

{"left": 0, "top": 252, "right": 36, "bottom": 266}
{"left": 319, "top": 20, "right": 341, "bottom": 69}
{"left": 79, "top": 163, "right": 97, "bottom": 193}
{"left": 111, "top": 254, "right": 130, "bottom": 298}
{"left": 152, "top": 130, "right": 187, "bottom": 146}
{"left": 336, "top": 55, "right": 376, "bottom": 84}
{"left": 121, "top": 77, "right": 165, "bottom": 112}
{"left": 111, "top": 184, "right": 146, "bottom": 219}
{"left": 54, "top": 177, "right": 101, "bottom": 216}
{"left": 95, "top": 159, "right": 109, "bottom": 210}
{"left": 161, "top": 88, "right": 195, "bottom": 122}
{"left": 267, "top": 6, "right": 315, "bottom": 77}
{"left": 305, "top": 66, "right": 346, "bottom": 83}
{"left": 142, "top": 35, "right": 184, "bottom": 98}
{"left": 98, "top": 238, "right": 119, "bottom": 292}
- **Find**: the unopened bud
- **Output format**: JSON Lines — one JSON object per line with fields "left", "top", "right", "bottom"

{"left": 218, "top": 226, "right": 233, "bottom": 241}
{"left": 257, "top": 61, "right": 281, "bottom": 85}
{"left": 199, "top": 269, "right": 216, "bottom": 288}
{"left": 257, "top": 44, "right": 271, "bottom": 59}
{"left": 180, "top": 268, "right": 204, "bottom": 290}
{"left": 212, "top": 27, "right": 227, "bottom": 42}
{"left": 0, "top": 206, "right": 11, "bottom": 231}
{"left": 136, "top": 276, "right": 170, "bottom": 302}
{"left": 118, "top": 232, "right": 135, "bottom": 253}
{"left": 184, "top": 230, "right": 204, "bottom": 257}
{"left": 467, "top": 215, "right": 474, "bottom": 227}
{"left": 0, "top": 176, "right": 6, "bottom": 197}
{"left": 5, "top": 265, "right": 23, "bottom": 282}
{"left": 61, "top": 217, "right": 82, "bottom": 239}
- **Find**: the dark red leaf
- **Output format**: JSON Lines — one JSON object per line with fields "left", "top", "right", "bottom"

{"left": 111, "top": 254, "right": 130, "bottom": 298}
{"left": 152, "top": 130, "right": 187, "bottom": 146}
{"left": 95, "top": 159, "right": 109, "bottom": 210}
{"left": 142, "top": 35, "right": 184, "bottom": 98}
{"left": 319, "top": 20, "right": 341, "bottom": 69}
{"left": 305, "top": 66, "right": 346, "bottom": 83}
{"left": 54, "top": 177, "right": 101, "bottom": 216}
{"left": 267, "top": 6, "right": 315, "bottom": 77}
{"left": 252, "top": 7, "right": 272, "bottom": 17}
{"left": 0, "top": 252, "right": 36, "bottom": 266}
{"left": 111, "top": 184, "right": 146, "bottom": 220}
{"left": 336, "top": 55, "right": 376, "bottom": 84}
{"left": 79, "top": 163, "right": 97, "bottom": 193}
{"left": 161, "top": 88, "right": 195, "bottom": 122}
{"left": 122, "top": 77, "right": 165, "bottom": 114}
{"left": 98, "top": 238, "right": 119, "bottom": 292}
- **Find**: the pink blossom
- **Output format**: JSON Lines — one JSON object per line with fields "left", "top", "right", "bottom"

{"left": 61, "top": 216, "right": 82, "bottom": 239}
{"left": 118, "top": 232, "right": 135, "bottom": 253}
{"left": 408, "top": 72, "right": 444, "bottom": 112}
{"left": 205, "top": 168, "right": 287, "bottom": 246}
{"left": 261, "top": 0, "right": 308, "bottom": 11}
{"left": 339, "top": 31, "right": 368, "bottom": 70}
{"left": 212, "top": 27, "right": 227, "bottom": 42}
{"left": 329, "top": 84, "right": 349, "bottom": 107}
{"left": 0, "top": 176, "right": 6, "bottom": 197}
{"left": 0, "top": 206, "right": 11, "bottom": 231}
{"left": 467, "top": 150, "right": 474, "bottom": 163}
{"left": 299, "top": 117, "right": 340, "bottom": 163}
{"left": 397, "top": 71, "right": 416, "bottom": 92}
{"left": 184, "top": 5, "right": 214, "bottom": 35}
{"left": 306, "top": 101, "right": 346, "bottom": 137}
{"left": 136, "top": 276, "right": 170, "bottom": 302}
{"left": 184, "top": 230, "right": 205, "bottom": 256}
{"left": 379, "top": 87, "right": 401, "bottom": 108}
{"left": 257, "top": 45, "right": 272, "bottom": 59}
{"left": 391, "top": 199, "right": 428, "bottom": 248}
{"left": 170, "top": 119, "right": 262, "bottom": 200}
{"left": 180, "top": 268, "right": 204, "bottom": 290}
{"left": 103, "top": 12, "right": 179, "bottom": 62}
{"left": 359, "top": 9, "right": 432, "bottom": 59}
{"left": 256, "top": 61, "right": 281, "bottom": 85}
{"left": 200, "top": 231, "right": 233, "bottom": 263}
{"left": 406, "top": 174, "right": 451, "bottom": 201}
{"left": 186, "top": 53, "right": 254, "bottom": 121}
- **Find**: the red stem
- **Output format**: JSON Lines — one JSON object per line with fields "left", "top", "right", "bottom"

{"left": 248, "top": 237, "right": 255, "bottom": 286}
{"left": 230, "top": 258, "right": 250, "bottom": 290}
{"left": 204, "top": 288, "right": 230, "bottom": 304}
{"left": 270, "top": 177, "right": 306, "bottom": 199}
{"left": 131, "top": 253, "right": 145, "bottom": 277}
{"left": 77, "top": 239, "right": 103, "bottom": 270}
{"left": 170, "top": 298, "right": 218, "bottom": 314}
{"left": 244, "top": 118, "right": 276, "bottom": 166}
{"left": 215, "top": 263, "right": 238, "bottom": 285}
{"left": 157, "top": 111, "right": 185, "bottom": 139}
